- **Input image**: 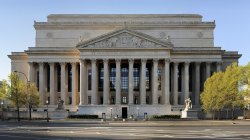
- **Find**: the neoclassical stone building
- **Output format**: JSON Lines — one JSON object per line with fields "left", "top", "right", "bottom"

{"left": 9, "top": 14, "right": 241, "bottom": 118}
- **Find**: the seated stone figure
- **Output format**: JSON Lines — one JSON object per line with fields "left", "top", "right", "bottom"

{"left": 184, "top": 98, "right": 192, "bottom": 111}
{"left": 57, "top": 98, "right": 64, "bottom": 110}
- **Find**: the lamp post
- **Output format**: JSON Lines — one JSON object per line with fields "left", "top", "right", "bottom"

{"left": 46, "top": 100, "right": 49, "bottom": 122}
{"left": 110, "top": 108, "right": 113, "bottom": 120}
{"left": 14, "top": 70, "right": 30, "bottom": 120}
{"left": 1, "top": 101, "right": 3, "bottom": 121}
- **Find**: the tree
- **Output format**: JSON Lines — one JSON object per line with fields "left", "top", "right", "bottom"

{"left": 201, "top": 62, "right": 244, "bottom": 119}
{"left": 20, "top": 83, "right": 40, "bottom": 120}
{"left": 201, "top": 72, "right": 224, "bottom": 119}
{"left": 0, "top": 80, "right": 9, "bottom": 100}
{"left": 242, "top": 62, "right": 250, "bottom": 108}
{"left": 4, "top": 72, "right": 40, "bottom": 121}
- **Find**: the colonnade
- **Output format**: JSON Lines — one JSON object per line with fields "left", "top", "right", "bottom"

{"left": 28, "top": 59, "right": 222, "bottom": 106}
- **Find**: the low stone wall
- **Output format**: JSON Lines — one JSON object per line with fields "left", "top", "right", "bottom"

{"left": 78, "top": 105, "right": 174, "bottom": 118}
{"left": 2, "top": 110, "right": 69, "bottom": 119}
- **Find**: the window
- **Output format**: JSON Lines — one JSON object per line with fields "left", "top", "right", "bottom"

{"left": 111, "top": 96, "right": 115, "bottom": 104}
{"left": 133, "top": 67, "right": 140, "bottom": 91}
{"left": 134, "top": 95, "right": 139, "bottom": 104}
{"left": 69, "top": 96, "right": 72, "bottom": 104}
{"left": 88, "top": 96, "right": 91, "bottom": 104}
{"left": 146, "top": 67, "right": 150, "bottom": 90}
{"left": 57, "top": 66, "right": 61, "bottom": 92}
{"left": 158, "top": 68, "right": 161, "bottom": 90}
{"left": 98, "top": 65, "right": 103, "bottom": 91}
{"left": 110, "top": 67, "right": 116, "bottom": 91}
{"left": 158, "top": 96, "right": 161, "bottom": 104}
{"left": 146, "top": 96, "right": 150, "bottom": 104}
{"left": 88, "top": 69, "right": 92, "bottom": 90}
{"left": 100, "top": 96, "right": 103, "bottom": 104}
{"left": 122, "top": 96, "right": 127, "bottom": 104}
{"left": 68, "top": 65, "right": 72, "bottom": 92}
{"left": 121, "top": 67, "right": 128, "bottom": 91}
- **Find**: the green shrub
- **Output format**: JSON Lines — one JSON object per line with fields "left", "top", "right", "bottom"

{"left": 151, "top": 115, "right": 181, "bottom": 119}
{"left": 68, "top": 114, "right": 98, "bottom": 119}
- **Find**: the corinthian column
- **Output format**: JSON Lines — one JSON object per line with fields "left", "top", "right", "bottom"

{"left": 206, "top": 62, "right": 211, "bottom": 79}
{"left": 91, "top": 59, "right": 98, "bottom": 105}
{"left": 39, "top": 62, "right": 45, "bottom": 105}
{"left": 28, "top": 62, "right": 34, "bottom": 83}
{"left": 49, "top": 62, "right": 55, "bottom": 105}
{"left": 103, "top": 59, "right": 110, "bottom": 105}
{"left": 173, "top": 62, "right": 179, "bottom": 105}
{"left": 217, "top": 61, "right": 222, "bottom": 72}
{"left": 152, "top": 59, "right": 159, "bottom": 105}
{"left": 195, "top": 62, "right": 201, "bottom": 105}
{"left": 60, "top": 62, "right": 66, "bottom": 105}
{"left": 128, "top": 59, "right": 134, "bottom": 104}
{"left": 80, "top": 59, "right": 87, "bottom": 105}
{"left": 71, "top": 62, "right": 77, "bottom": 106}
{"left": 163, "top": 59, "right": 170, "bottom": 104}
{"left": 140, "top": 59, "right": 147, "bottom": 105}
{"left": 116, "top": 59, "right": 121, "bottom": 105}
{"left": 184, "top": 62, "right": 190, "bottom": 102}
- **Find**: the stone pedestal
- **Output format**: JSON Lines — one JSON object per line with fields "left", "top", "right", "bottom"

{"left": 50, "top": 110, "right": 69, "bottom": 119}
{"left": 181, "top": 109, "right": 199, "bottom": 119}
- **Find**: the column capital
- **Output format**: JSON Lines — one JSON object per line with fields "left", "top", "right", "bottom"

{"left": 141, "top": 59, "right": 147, "bottom": 63}
{"left": 38, "top": 62, "right": 44, "bottom": 66}
{"left": 195, "top": 61, "right": 201, "bottom": 65}
{"left": 28, "top": 62, "right": 34, "bottom": 65}
{"left": 59, "top": 62, "right": 66, "bottom": 66}
{"left": 206, "top": 61, "right": 212, "bottom": 65}
{"left": 48, "top": 62, "right": 55, "bottom": 66}
{"left": 115, "top": 59, "right": 121, "bottom": 63}
{"left": 103, "top": 59, "right": 109, "bottom": 63}
{"left": 91, "top": 59, "right": 97, "bottom": 63}
{"left": 184, "top": 61, "right": 190, "bottom": 66}
{"left": 173, "top": 61, "right": 179, "bottom": 66}
{"left": 217, "top": 61, "right": 223, "bottom": 65}
{"left": 153, "top": 58, "right": 159, "bottom": 63}
{"left": 128, "top": 58, "right": 134, "bottom": 63}
{"left": 164, "top": 58, "right": 170, "bottom": 63}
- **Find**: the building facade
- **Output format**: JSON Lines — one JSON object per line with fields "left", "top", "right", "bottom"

{"left": 9, "top": 14, "right": 241, "bottom": 118}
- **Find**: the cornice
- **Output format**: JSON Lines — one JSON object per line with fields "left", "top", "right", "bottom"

{"left": 8, "top": 52, "right": 28, "bottom": 60}
{"left": 34, "top": 22, "right": 215, "bottom": 30}
{"left": 25, "top": 47, "right": 80, "bottom": 56}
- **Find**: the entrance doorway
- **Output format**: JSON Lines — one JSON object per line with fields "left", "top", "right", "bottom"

{"left": 122, "top": 107, "right": 127, "bottom": 118}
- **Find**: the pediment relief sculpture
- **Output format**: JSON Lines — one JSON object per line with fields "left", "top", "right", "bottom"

{"left": 86, "top": 33, "right": 162, "bottom": 48}
{"left": 77, "top": 29, "right": 173, "bottom": 49}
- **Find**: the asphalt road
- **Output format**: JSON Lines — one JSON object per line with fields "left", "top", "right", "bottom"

{"left": 0, "top": 120, "right": 250, "bottom": 140}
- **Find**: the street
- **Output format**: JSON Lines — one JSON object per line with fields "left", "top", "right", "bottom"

{"left": 0, "top": 120, "right": 250, "bottom": 140}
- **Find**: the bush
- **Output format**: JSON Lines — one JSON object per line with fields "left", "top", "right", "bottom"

{"left": 68, "top": 114, "right": 98, "bottom": 119}
{"left": 151, "top": 115, "right": 181, "bottom": 119}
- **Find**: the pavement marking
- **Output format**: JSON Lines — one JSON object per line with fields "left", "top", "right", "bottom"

{"left": 163, "top": 135, "right": 173, "bottom": 138}
{"left": 96, "top": 132, "right": 101, "bottom": 134}
{"left": 156, "top": 130, "right": 165, "bottom": 132}
{"left": 0, "top": 134, "right": 51, "bottom": 140}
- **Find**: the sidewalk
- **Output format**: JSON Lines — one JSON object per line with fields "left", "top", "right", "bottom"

{"left": 1, "top": 119, "right": 250, "bottom": 127}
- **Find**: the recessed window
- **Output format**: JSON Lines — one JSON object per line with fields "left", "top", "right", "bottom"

{"left": 122, "top": 96, "right": 127, "bottom": 104}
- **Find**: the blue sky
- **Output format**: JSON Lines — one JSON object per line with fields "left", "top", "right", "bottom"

{"left": 0, "top": 0, "right": 249, "bottom": 80}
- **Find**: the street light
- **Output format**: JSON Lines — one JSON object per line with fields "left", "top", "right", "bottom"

{"left": 14, "top": 70, "right": 30, "bottom": 121}
{"left": 46, "top": 100, "right": 49, "bottom": 122}
{"left": 110, "top": 108, "right": 113, "bottom": 120}
{"left": 1, "top": 101, "right": 3, "bottom": 121}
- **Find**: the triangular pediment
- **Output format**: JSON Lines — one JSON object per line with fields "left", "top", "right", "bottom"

{"left": 76, "top": 28, "right": 173, "bottom": 49}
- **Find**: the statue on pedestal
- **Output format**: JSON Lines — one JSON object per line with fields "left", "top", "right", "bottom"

{"left": 57, "top": 97, "right": 64, "bottom": 110}
{"left": 184, "top": 98, "right": 192, "bottom": 111}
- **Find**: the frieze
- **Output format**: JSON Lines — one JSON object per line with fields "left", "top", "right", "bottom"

{"left": 86, "top": 33, "right": 163, "bottom": 48}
